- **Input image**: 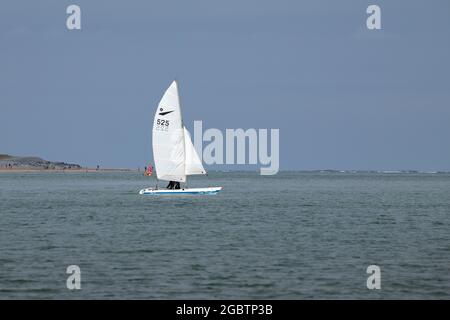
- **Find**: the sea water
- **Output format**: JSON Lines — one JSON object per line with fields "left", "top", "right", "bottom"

{"left": 0, "top": 171, "right": 449, "bottom": 299}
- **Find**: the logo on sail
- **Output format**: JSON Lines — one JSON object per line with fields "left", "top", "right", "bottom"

{"left": 159, "top": 110, "right": 174, "bottom": 116}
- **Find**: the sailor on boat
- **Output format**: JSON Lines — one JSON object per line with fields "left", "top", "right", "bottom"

{"left": 166, "top": 181, "right": 181, "bottom": 189}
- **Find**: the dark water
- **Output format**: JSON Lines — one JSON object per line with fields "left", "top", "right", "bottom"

{"left": 0, "top": 171, "right": 449, "bottom": 299}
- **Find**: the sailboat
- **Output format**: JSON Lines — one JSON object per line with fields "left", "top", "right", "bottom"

{"left": 139, "top": 80, "right": 222, "bottom": 195}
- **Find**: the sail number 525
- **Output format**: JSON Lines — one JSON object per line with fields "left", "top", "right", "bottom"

{"left": 156, "top": 119, "right": 170, "bottom": 126}
{"left": 156, "top": 119, "right": 170, "bottom": 131}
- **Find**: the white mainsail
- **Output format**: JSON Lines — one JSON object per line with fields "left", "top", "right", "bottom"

{"left": 152, "top": 80, "right": 207, "bottom": 182}
{"left": 152, "top": 81, "right": 186, "bottom": 182}
{"left": 183, "top": 126, "right": 206, "bottom": 175}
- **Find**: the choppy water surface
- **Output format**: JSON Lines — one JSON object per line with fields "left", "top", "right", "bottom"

{"left": 0, "top": 171, "right": 449, "bottom": 299}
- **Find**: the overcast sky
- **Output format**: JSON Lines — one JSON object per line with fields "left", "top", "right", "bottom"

{"left": 1, "top": 0, "right": 449, "bottom": 171}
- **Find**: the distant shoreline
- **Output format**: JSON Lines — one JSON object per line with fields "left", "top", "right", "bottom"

{"left": 0, "top": 168, "right": 136, "bottom": 173}
{"left": 0, "top": 154, "right": 141, "bottom": 173}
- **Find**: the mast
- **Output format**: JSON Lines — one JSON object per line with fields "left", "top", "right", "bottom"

{"left": 176, "top": 79, "right": 188, "bottom": 188}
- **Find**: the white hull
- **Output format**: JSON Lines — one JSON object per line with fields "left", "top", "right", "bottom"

{"left": 139, "top": 186, "right": 222, "bottom": 195}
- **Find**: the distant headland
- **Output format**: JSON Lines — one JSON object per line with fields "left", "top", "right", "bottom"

{"left": 0, "top": 154, "right": 132, "bottom": 172}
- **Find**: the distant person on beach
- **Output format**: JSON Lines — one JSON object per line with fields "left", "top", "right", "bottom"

{"left": 144, "top": 164, "right": 153, "bottom": 176}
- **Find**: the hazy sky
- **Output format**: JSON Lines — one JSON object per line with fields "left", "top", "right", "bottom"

{"left": 1, "top": 0, "right": 449, "bottom": 171}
